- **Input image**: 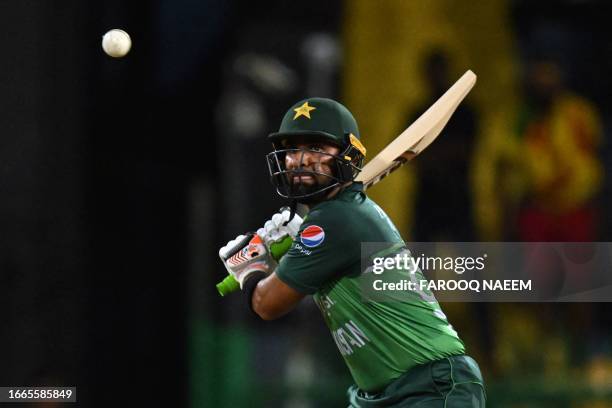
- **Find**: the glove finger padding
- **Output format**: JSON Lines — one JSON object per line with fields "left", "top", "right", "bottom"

{"left": 258, "top": 209, "right": 304, "bottom": 247}
{"left": 271, "top": 212, "right": 284, "bottom": 227}
{"left": 284, "top": 211, "right": 303, "bottom": 238}
{"left": 219, "top": 234, "right": 249, "bottom": 260}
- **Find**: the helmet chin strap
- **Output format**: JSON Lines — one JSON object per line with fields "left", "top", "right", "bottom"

{"left": 283, "top": 199, "right": 298, "bottom": 226}
{"left": 283, "top": 180, "right": 337, "bottom": 225}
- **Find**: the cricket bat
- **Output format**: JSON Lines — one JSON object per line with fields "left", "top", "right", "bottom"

{"left": 355, "top": 69, "right": 477, "bottom": 189}
{"left": 217, "top": 70, "right": 477, "bottom": 296}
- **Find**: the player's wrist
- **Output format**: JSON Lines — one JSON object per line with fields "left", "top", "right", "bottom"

{"left": 238, "top": 261, "right": 272, "bottom": 287}
{"left": 243, "top": 270, "right": 268, "bottom": 315}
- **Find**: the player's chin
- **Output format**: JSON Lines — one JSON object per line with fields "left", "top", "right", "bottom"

{"left": 290, "top": 181, "right": 319, "bottom": 195}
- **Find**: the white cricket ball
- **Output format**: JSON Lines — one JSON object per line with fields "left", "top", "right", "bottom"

{"left": 102, "top": 29, "right": 132, "bottom": 58}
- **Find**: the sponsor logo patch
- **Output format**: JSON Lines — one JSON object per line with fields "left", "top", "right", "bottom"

{"left": 300, "top": 225, "right": 325, "bottom": 248}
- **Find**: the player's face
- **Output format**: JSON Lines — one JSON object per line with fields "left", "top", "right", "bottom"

{"left": 284, "top": 141, "right": 340, "bottom": 190}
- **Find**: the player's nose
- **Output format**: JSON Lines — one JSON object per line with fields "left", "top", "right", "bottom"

{"left": 286, "top": 149, "right": 314, "bottom": 168}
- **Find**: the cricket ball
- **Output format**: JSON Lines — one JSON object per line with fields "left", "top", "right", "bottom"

{"left": 102, "top": 29, "right": 132, "bottom": 58}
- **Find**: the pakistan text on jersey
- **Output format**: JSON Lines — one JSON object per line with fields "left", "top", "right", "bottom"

{"left": 332, "top": 320, "right": 371, "bottom": 356}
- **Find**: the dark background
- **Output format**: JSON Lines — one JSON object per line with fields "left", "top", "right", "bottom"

{"left": 0, "top": 1, "right": 342, "bottom": 406}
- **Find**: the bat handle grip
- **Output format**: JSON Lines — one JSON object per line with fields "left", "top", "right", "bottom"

{"left": 216, "top": 235, "right": 294, "bottom": 297}
{"left": 216, "top": 275, "right": 240, "bottom": 296}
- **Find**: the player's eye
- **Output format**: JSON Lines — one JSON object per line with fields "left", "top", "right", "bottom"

{"left": 310, "top": 144, "right": 324, "bottom": 152}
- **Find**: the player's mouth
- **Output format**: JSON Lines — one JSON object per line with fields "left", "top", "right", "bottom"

{"left": 289, "top": 168, "right": 316, "bottom": 183}
{"left": 293, "top": 175, "right": 314, "bottom": 183}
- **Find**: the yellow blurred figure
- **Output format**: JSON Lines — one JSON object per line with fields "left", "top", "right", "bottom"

{"left": 517, "top": 61, "right": 603, "bottom": 241}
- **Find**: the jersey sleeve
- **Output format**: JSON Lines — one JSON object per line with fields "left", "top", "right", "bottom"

{"left": 276, "top": 204, "right": 360, "bottom": 294}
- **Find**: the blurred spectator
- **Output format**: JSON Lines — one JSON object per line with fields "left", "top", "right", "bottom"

{"left": 516, "top": 59, "right": 604, "bottom": 241}
{"left": 494, "top": 59, "right": 608, "bottom": 392}
{"left": 405, "top": 50, "right": 479, "bottom": 241}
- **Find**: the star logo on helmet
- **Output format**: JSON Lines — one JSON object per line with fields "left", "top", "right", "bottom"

{"left": 293, "top": 102, "right": 316, "bottom": 120}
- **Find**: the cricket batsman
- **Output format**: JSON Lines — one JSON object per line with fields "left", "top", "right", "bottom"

{"left": 219, "top": 98, "right": 486, "bottom": 406}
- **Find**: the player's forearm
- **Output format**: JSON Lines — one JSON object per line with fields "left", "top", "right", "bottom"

{"left": 251, "top": 277, "right": 281, "bottom": 320}
{"left": 250, "top": 272, "right": 304, "bottom": 320}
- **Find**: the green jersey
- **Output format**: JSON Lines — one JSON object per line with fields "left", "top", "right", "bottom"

{"left": 276, "top": 183, "right": 465, "bottom": 392}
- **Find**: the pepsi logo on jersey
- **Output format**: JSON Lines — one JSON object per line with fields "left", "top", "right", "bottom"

{"left": 300, "top": 225, "right": 325, "bottom": 248}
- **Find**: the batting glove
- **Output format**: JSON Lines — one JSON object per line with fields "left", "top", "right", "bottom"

{"left": 257, "top": 207, "right": 303, "bottom": 248}
{"left": 219, "top": 233, "right": 276, "bottom": 288}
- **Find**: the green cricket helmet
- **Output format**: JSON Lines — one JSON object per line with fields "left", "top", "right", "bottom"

{"left": 266, "top": 97, "right": 367, "bottom": 201}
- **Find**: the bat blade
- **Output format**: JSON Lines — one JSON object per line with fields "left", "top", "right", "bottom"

{"left": 355, "top": 70, "right": 477, "bottom": 190}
